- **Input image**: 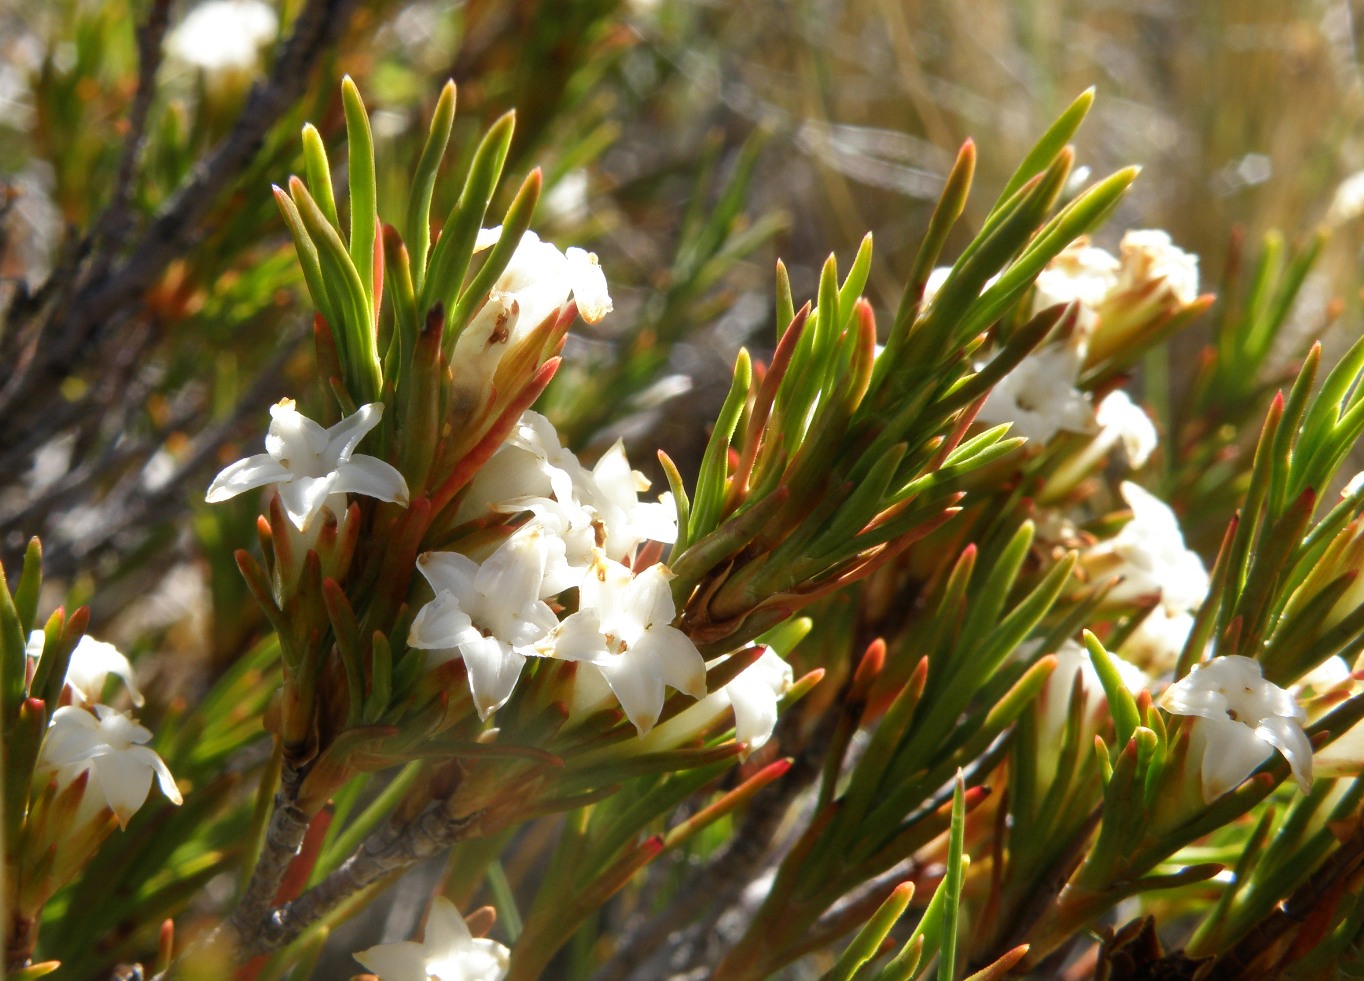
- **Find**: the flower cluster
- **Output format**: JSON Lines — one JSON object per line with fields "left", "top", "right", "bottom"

{"left": 207, "top": 233, "right": 774, "bottom": 743}
{"left": 414, "top": 408, "right": 706, "bottom": 733}
{"left": 960, "top": 230, "right": 1197, "bottom": 449}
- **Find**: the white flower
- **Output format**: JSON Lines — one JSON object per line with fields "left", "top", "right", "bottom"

{"left": 1329, "top": 170, "right": 1364, "bottom": 226}
{"left": 1100, "top": 482, "right": 1209, "bottom": 612}
{"left": 37, "top": 705, "right": 182, "bottom": 828}
{"left": 1030, "top": 237, "right": 1120, "bottom": 337}
{"left": 1116, "top": 230, "right": 1199, "bottom": 307}
{"left": 578, "top": 441, "right": 678, "bottom": 561}
{"left": 716, "top": 647, "right": 793, "bottom": 752}
{"left": 1094, "top": 390, "right": 1158, "bottom": 469}
{"left": 167, "top": 0, "right": 277, "bottom": 74}
{"left": 538, "top": 557, "right": 706, "bottom": 734}
{"left": 26, "top": 632, "right": 144, "bottom": 708}
{"left": 206, "top": 399, "right": 408, "bottom": 532}
{"left": 460, "top": 412, "right": 676, "bottom": 567}
{"left": 1041, "top": 639, "right": 1148, "bottom": 741}
{"left": 1161, "top": 655, "right": 1312, "bottom": 802}
{"left": 408, "top": 538, "right": 559, "bottom": 719}
{"left": 354, "top": 896, "right": 509, "bottom": 981}
{"left": 1119, "top": 606, "right": 1196, "bottom": 677}
{"left": 458, "top": 411, "right": 587, "bottom": 520}
{"left": 454, "top": 229, "right": 612, "bottom": 391}
{"left": 977, "top": 343, "right": 1094, "bottom": 444}
{"left": 641, "top": 646, "right": 793, "bottom": 756}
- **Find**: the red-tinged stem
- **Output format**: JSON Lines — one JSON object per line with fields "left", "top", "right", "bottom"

{"left": 728, "top": 304, "right": 811, "bottom": 510}
{"left": 430, "top": 357, "right": 561, "bottom": 515}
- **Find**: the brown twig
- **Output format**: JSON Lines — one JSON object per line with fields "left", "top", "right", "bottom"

{"left": 239, "top": 800, "right": 485, "bottom": 957}
{"left": 227, "top": 760, "right": 313, "bottom": 946}
{"left": 0, "top": 0, "right": 360, "bottom": 441}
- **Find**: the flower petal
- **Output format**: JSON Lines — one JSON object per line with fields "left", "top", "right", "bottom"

{"left": 324, "top": 402, "right": 385, "bottom": 463}
{"left": 332, "top": 455, "right": 410, "bottom": 506}
{"left": 459, "top": 635, "right": 525, "bottom": 719}
{"left": 597, "top": 648, "right": 667, "bottom": 735}
{"left": 205, "top": 453, "right": 292, "bottom": 503}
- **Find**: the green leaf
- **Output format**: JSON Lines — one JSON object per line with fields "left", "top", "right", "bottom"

{"left": 994, "top": 87, "right": 1094, "bottom": 206}
{"left": 689, "top": 350, "right": 753, "bottom": 542}
{"left": 823, "top": 882, "right": 914, "bottom": 981}
{"left": 290, "top": 177, "right": 381, "bottom": 403}
{"left": 938, "top": 776, "right": 967, "bottom": 981}
{"left": 273, "top": 186, "right": 340, "bottom": 348}
{"left": 422, "top": 111, "right": 516, "bottom": 331}
{"left": 342, "top": 76, "right": 378, "bottom": 305}
{"left": 300, "top": 123, "right": 339, "bottom": 230}
{"left": 407, "top": 80, "right": 457, "bottom": 298}
{"left": 448, "top": 169, "right": 542, "bottom": 337}
{"left": 1084, "top": 630, "right": 1141, "bottom": 750}
{"left": 13, "top": 537, "right": 42, "bottom": 638}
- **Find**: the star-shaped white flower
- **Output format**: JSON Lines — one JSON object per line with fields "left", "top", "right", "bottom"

{"left": 27, "top": 631, "right": 145, "bottom": 707}
{"left": 539, "top": 557, "right": 706, "bottom": 734}
{"left": 977, "top": 342, "right": 1095, "bottom": 444}
{"left": 578, "top": 441, "right": 678, "bottom": 562}
{"left": 408, "top": 537, "right": 559, "bottom": 719}
{"left": 1161, "top": 654, "right": 1312, "bottom": 802}
{"left": 37, "top": 705, "right": 183, "bottom": 828}
{"left": 206, "top": 399, "right": 409, "bottom": 531}
{"left": 354, "top": 896, "right": 509, "bottom": 981}
{"left": 704, "top": 647, "right": 793, "bottom": 753}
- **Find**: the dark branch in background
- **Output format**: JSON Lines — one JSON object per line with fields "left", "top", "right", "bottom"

{"left": 0, "top": 0, "right": 362, "bottom": 455}
{"left": 0, "top": 0, "right": 361, "bottom": 577}
{"left": 83, "top": 0, "right": 174, "bottom": 291}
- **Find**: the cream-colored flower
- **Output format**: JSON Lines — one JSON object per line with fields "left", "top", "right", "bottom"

{"left": 355, "top": 896, "right": 509, "bottom": 981}
{"left": 1115, "top": 230, "right": 1200, "bottom": 307}
{"left": 408, "top": 538, "right": 559, "bottom": 719}
{"left": 37, "top": 705, "right": 182, "bottom": 828}
{"left": 537, "top": 556, "right": 706, "bottom": 735}
{"left": 26, "top": 632, "right": 145, "bottom": 708}
{"left": 1094, "top": 390, "right": 1158, "bottom": 469}
{"left": 1097, "top": 482, "right": 1208, "bottom": 612}
{"left": 1161, "top": 655, "right": 1312, "bottom": 802}
{"left": 206, "top": 399, "right": 408, "bottom": 531}
{"left": 977, "top": 343, "right": 1094, "bottom": 444}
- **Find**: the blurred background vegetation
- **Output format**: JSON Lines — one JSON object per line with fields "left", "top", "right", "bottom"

{"left": 3, "top": 0, "right": 1364, "bottom": 973}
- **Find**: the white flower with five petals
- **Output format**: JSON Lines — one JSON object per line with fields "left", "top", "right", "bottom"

{"left": 539, "top": 557, "right": 706, "bottom": 734}
{"left": 206, "top": 399, "right": 408, "bottom": 531}
{"left": 407, "top": 536, "right": 560, "bottom": 719}
{"left": 1161, "top": 655, "right": 1312, "bottom": 802}
{"left": 354, "top": 896, "right": 509, "bottom": 981}
{"left": 37, "top": 705, "right": 182, "bottom": 828}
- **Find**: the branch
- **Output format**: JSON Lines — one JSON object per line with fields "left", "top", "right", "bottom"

{"left": 239, "top": 799, "right": 484, "bottom": 957}
{"left": 0, "top": 0, "right": 361, "bottom": 440}
{"left": 228, "top": 760, "right": 313, "bottom": 945}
